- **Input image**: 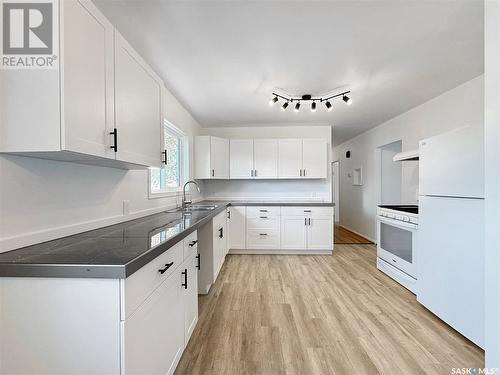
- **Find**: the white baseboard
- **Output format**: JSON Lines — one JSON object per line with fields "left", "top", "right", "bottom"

{"left": 338, "top": 224, "right": 376, "bottom": 243}
{"left": 229, "top": 249, "right": 333, "bottom": 255}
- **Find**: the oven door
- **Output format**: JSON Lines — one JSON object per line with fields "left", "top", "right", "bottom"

{"left": 377, "top": 216, "right": 417, "bottom": 278}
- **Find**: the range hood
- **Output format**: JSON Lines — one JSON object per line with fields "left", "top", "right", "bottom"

{"left": 393, "top": 150, "right": 419, "bottom": 162}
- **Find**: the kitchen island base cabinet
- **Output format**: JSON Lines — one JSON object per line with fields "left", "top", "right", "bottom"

{"left": 0, "top": 233, "right": 199, "bottom": 375}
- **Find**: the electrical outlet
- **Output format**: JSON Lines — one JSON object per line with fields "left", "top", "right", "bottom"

{"left": 123, "top": 200, "right": 130, "bottom": 215}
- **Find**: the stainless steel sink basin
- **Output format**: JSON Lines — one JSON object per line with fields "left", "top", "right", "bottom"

{"left": 184, "top": 204, "right": 218, "bottom": 211}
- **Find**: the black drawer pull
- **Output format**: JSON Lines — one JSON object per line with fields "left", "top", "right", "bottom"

{"left": 189, "top": 240, "right": 198, "bottom": 247}
{"left": 259, "top": 209, "right": 268, "bottom": 212}
{"left": 158, "top": 262, "right": 174, "bottom": 274}
{"left": 259, "top": 216, "right": 268, "bottom": 219}
{"left": 219, "top": 227, "right": 223, "bottom": 238}
{"left": 181, "top": 269, "right": 188, "bottom": 289}
{"left": 259, "top": 233, "right": 268, "bottom": 236}
{"left": 196, "top": 254, "right": 201, "bottom": 270}
{"left": 303, "top": 210, "right": 312, "bottom": 213}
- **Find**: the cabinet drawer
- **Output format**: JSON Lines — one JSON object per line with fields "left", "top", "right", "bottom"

{"left": 247, "top": 216, "right": 280, "bottom": 229}
{"left": 183, "top": 231, "right": 198, "bottom": 260}
{"left": 281, "top": 206, "right": 333, "bottom": 216}
{"left": 124, "top": 241, "right": 183, "bottom": 319}
{"left": 246, "top": 206, "right": 280, "bottom": 218}
{"left": 246, "top": 229, "right": 280, "bottom": 249}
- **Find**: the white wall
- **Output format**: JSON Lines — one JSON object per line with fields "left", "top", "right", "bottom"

{"left": 333, "top": 75, "right": 484, "bottom": 241}
{"left": 485, "top": 1, "right": 500, "bottom": 368}
{"left": 202, "top": 126, "right": 332, "bottom": 202}
{"left": 0, "top": 87, "right": 203, "bottom": 252}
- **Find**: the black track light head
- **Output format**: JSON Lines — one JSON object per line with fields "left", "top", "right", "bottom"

{"left": 269, "top": 96, "right": 279, "bottom": 106}
{"left": 325, "top": 101, "right": 333, "bottom": 111}
{"left": 281, "top": 101, "right": 289, "bottom": 111}
{"left": 311, "top": 101, "right": 316, "bottom": 112}
{"left": 294, "top": 102, "right": 301, "bottom": 112}
{"left": 343, "top": 95, "right": 352, "bottom": 105}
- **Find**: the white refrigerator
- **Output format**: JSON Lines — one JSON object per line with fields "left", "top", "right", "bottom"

{"left": 418, "top": 125, "right": 484, "bottom": 348}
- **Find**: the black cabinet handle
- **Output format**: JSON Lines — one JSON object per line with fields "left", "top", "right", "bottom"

{"left": 227, "top": 210, "right": 231, "bottom": 219}
{"left": 162, "top": 150, "right": 167, "bottom": 165}
{"left": 211, "top": 169, "right": 215, "bottom": 177}
{"left": 259, "top": 209, "right": 268, "bottom": 212}
{"left": 308, "top": 218, "right": 311, "bottom": 226}
{"left": 196, "top": 254, "right": 201, "bottom": 270}
{"left": 303, "top": 210, "right": 312, "bottom": 213}
{"left": 158, "top": 262, "right": 174, "bottom": 274}
{"left": 219, "top": 227, "right": 223, "bottom": 238}
{"left": 259, "top": 216, "right": 268, "bottom": 219}
{"left": 259, "top": 233, "right": 268, "bottom": 236}
{"left": 189, "top": 240, "right": 198, "bottom": 247}
{"left": 181, "top": 269, "right": 188, "bottom": 289}
{"left": 304, "top": 169, "right": 306, "bottom": 177}
{"left": 110, "top": 128, "right": 118, "bottom": 152}
{"left": 304, "top": 218, "right": 307, "bottom": 226}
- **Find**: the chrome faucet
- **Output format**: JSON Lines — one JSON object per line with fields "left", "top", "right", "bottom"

{"left": 182, "top": 180, "right": 201, "bottom": 209}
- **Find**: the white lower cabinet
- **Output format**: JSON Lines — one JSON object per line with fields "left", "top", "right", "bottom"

{"left": 227, "top": 206, "right": 333, "bottom": 253}
{"left": 123, "top": 272, "right": 184, "bottom": 375}
{"left": 0, "top": 232, "right": 199, "bottom": 375}
{"left": 183, "top": 254, "right": 199, "bottom": 346}
{"left": 198, "top": 211, "right": 228, "bottom": 294}
{"left": 280, "top": 216, "right": 308, "bottom": 249}
{"left": 228, "top": 206, "right": 246, "bottom": 249}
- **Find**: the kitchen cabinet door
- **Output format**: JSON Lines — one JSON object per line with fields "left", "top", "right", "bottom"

{"left": 212, "top": 212, "right": 227, "bottom": 281}
{"left": 254, "top": 139, "right": 278, "bottom": 178}
{"left": 182, "top": 256, "right": 198, "bottom": 347}
{"left": 228, "top": 206, "right": 246, "bottom": 249}
{"left": 302, "top": 139, "right": 328, "bottom": 178}
{"left": 307, "top": 216, "right": 333, "bottom": 250}
{"left": 63, "top": 0, "right": 115, "bottom": 159}
{"left": 278, "top": 139, "right": 302, "bottom": 178}
{"left": 230, "top": 139, "right": 254, "bottom": 179}
{"left": 114, "top": 32, "right": 163, "bottom": 168}
{"left": 210, "top": 137, "right": 230, "bottom": 178}
{"left": 123, "top": 274, "right": 184, "bottom": 375}
{"left": 280, "top": 216, "right": 307, "bottom": 249}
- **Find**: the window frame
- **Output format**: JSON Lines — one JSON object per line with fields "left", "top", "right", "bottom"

{"left": 148, "top": 120, "right": 188, "bottom": 199}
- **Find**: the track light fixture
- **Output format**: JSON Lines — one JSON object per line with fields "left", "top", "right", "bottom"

{"left": 270, "top": 90, "right": 351, "bottom": 112}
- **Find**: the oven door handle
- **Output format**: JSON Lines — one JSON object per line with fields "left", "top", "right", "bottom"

{"left": 378, "top": 216, "right": 417, "bottom": 230}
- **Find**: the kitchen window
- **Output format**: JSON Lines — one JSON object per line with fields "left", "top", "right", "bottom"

{"left": 149, "top": 121, "right": 188, "bottom": 197}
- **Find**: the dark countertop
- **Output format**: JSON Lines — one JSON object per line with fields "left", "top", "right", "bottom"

{"left": 0, "top": 200, "right": 333, "bottom": 279}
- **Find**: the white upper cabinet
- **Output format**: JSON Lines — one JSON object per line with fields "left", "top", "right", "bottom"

{"left": 0, "top": 0, "right": 164, "bottom": 169}
{"left": 195, "top": 136, "right": 230, "bottom": 179}
{"left": 62, "top": 0, "right": 115, "bottom": 160}
{"left": 302, "top": 139, "right": 328, "bottom": 178}
{"left": 278, "top": 139, "right": 303, "bottom": 178}
{"left": 229, "top": 139, "right": 278, "bottom": 179}
{"left": 278, "top": 139, "right": 327, "bottom": 179}
{"left": 114, "top": 32, "right": 163, "bottom": 168}
{"left": 253, "top": 139, "right": 278, "bottom": 178}
{"left": 229, "top": 139, "right": 254, "bottom": 179}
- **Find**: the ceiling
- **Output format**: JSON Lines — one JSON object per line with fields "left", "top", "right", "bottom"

{"left": 95, "top": 0, "right": 484, "bottom": 146}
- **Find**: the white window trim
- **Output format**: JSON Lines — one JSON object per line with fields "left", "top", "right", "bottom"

{"left": 148, "top": 120, "right": 188, "bottom": 199}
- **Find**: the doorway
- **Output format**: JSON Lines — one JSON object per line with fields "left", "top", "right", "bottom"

{"left": 331, "top": 161, "right": 373, "bottom": 244}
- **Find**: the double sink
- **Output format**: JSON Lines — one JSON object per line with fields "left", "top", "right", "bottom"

{"left": 168, "top": 204, "right": 218, "bottom": 214}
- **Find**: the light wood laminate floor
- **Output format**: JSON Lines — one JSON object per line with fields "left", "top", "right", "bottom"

{"left": 334, "top": 225, "right": 373, "bottom": 244}
{"left": 175, "top": 244, "right": 484, "bottom": 375}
